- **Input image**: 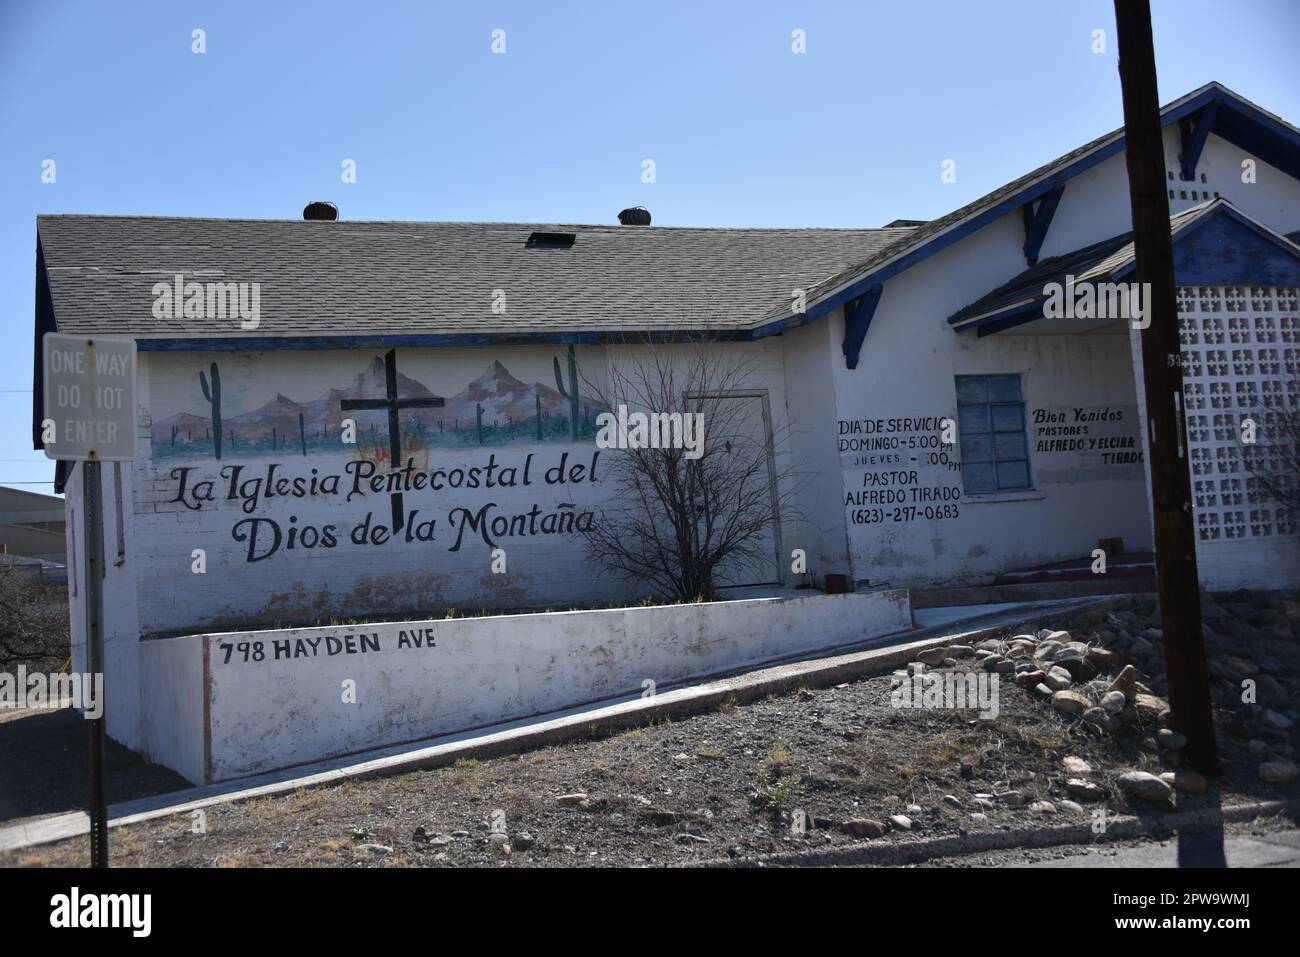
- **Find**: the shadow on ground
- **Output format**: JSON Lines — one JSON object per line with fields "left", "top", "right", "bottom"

{"left": 0, "top": 707, "right": 188, "bottom": 827}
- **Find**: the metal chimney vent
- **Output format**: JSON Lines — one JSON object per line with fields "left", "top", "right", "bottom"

{"left": 303, "top": 201, "right": 339, "bottom": 221}
{"left": 617, "top": 206, "right": 651, "bottom": 226}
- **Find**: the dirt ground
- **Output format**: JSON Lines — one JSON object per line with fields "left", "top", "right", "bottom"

{"left": 3, "top": 591, "right": 1297, "bottom": 868}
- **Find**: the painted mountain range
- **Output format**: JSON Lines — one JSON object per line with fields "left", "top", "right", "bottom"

{"left": 152, "top": 356, "right": 599, "bottom": 452}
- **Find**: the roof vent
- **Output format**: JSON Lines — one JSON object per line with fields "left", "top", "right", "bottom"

{"left": 526, "top": 231, "right": 576, "bottom": 247}
{"left": 303, "top": 201, "right": 339, "bottom": 221}
{"left": 884, "top": 218, "right": 926, "bottom": 228}
{"left": 617, "top": 206, "right": 652, "bottom": 226}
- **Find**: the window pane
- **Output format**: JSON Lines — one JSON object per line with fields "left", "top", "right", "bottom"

{"left": 958, "top": 405, "right": 990, "bottom": 434}
{"left": 994, "top": 432, "right": 1027, "bottom": 460}
{"left": 963, "top": 462, "right": 997, "bottom": 493}
{"left": 986, "top": 375, "right": 1022, "bottom": 402}
{"left": 955, "top": 377, "right": 987, "bottom": 403}
{"left": 990, "top": 404, "right": 1024, "bottom": 432}
{"left": 996, "top": 460, "right": 1031, "bottom": 489}
{"left": 961, "top": 432, "right": 994, "bottom": 462}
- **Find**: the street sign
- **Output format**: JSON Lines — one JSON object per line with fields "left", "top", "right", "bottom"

{"left": 40, "top": 332, "right": 137, "bottom": 868}
{"left": 41, "top": 333, "right": 137, "bottom": 462}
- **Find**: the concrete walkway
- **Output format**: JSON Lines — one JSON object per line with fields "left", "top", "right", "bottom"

{"left": 0, "top": 594, "right": 1111, "bottom": 854}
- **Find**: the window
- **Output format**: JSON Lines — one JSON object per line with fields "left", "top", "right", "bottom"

{"left": 956, "top": 374, "right": 1032, "bottom": 494}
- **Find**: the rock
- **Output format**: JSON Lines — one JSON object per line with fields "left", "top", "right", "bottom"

{"left": 1045, "top": 666, "right": 1074, "bottom": 691}
{"left": 1034, "top": 640, "right": 1065, "bottom": 661}
{"left": 1248, "top": 739, "right": 1272, "bottom": 759}
{"left": 1254, "top": 674, "right": 1290, "bottom": 707}
{"left": 997, "top": 790, "right": 1027, "bottom": 806}
{"left": 1128, "top": 636, "right": 1155, "bottom": 658}
{"left": 1086, "top": 646, "right": 1123, "bottom": 669}
{"left": 1044, "top": 630, "right": 1070, "bottom": 643}
{"left": 1016, "top": 669, "right": 1048, "bottom": 688}
{"left": 1117, "top": 771, "right": 1174, "bottom": 803}
{"left": 1161, "top": 749, "right": 1182, "bottom": 768}
{"left": 841, "top": 818, "right": 887, "bottom": 838}
{"left": 486, "top": 832, "right": 510, "bottom": 845}
{"left": 1214, "top": 655, "right": 1259, "bottom": 681}
{"left": 1262, "top": 710, "right": 1295, "bottom": 731}
{"left": 1099, "top": 691, "right": 1127, "bottom": 714}
{"left": 1033, "top": 683, "right": 1054, "bottom": 698}
{"left": 1157, "top": 728, "right": 1187, "bottom": 750}
{"left": 1056, "top": 655, "right": 1099, "bottom": 681}
{"left": 1160, "top": 770, "right": 1207, "bottom": 794}
{"left": 973, "top": 797, "right": 995, "bottom": 811}
{"left": 942, "top": 794, "right": 963, "bottom": 809}
{"left": 1108, "top": 665, "right": 1138, "bottom": 703}
{"left": 1053, "top": 690, "right": 1091, "bottom": 715}
{"left": 1066, "top": 778, "right": 1105, "bottom": 802}
{"left": 1059, "top": 800, "right": 1085, "bottom": 814}
{"left": 1134, "top": 694, "right": 1170, "bottom": 722}
{"left": 916, "top": 647, "right": 950, "bottom": 666}
{"left": 1259, "top": 760, "right": 1299, "bottom": 784}
{"left": 969, "top": 813, "right": 988, "bottom": 823}
{"left": 906, "top": 804, "right": 923, "bottom": 815}
{"left": 1082, "top": 707, "right": 1121, "bottom": 733}
{"left": 359, "top": 843, "right": 394, "bottom": 855}
{"left": 981, "top": 655, "right": 1006, "bottom": 672}
{"left": 514, "top": 831, "right": 535, "bottom": 850}
{"left": 1029, "top": 801, "right": 1057, "bottom": 814}
{"left": 889, "top": 814, "right": 913, "bottom": 830}
{"left": 994, "top": 659, "right": 1016, "bottom": 674}
{"left": 675, "top": 832, "right": 710, "bottom": 844}
{"left": 556, "top": 793, "right": 588, "bottom": 806}
{"left": 948, "top": 644, "right": 976, "bottom": 658}
{"left": 1063, "top": 756, "right": 1093, "bottom": 775}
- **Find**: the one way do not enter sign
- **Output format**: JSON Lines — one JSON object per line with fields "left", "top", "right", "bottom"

{"left": 42, "top": 333, "right": 138, "bottom": 461}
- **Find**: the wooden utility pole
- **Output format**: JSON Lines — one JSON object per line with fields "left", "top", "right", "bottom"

{"left": 1113, "top": 0, "right": 1217, "bottom": 772}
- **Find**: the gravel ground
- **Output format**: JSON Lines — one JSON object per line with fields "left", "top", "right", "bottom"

{"left": 3, "top": 591, "right": 1297, "bottom": 868}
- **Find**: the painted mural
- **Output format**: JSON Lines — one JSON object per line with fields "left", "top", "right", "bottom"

{"left": 150, "top": 347, "right": 602, "bottom": 461}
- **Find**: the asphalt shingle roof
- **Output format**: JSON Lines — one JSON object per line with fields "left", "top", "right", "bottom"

{"left": 36, "top": 216, "right": 913, "bottom": 340}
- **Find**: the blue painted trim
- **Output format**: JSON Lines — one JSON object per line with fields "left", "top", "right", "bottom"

{"left": 1021, "top": 185, "right": 1065, "bottom": 267}
{"left": 963, "top": 205, "right": 1300, "bottom": 336}
{"left": 752, "top": 85, "right": 1300, "bottom": 337}
{"left": 1179, "top": 101, "right": 1219, "bottom": 181}
{"left": 135, "top": 329, "right": 754, "bottom": 352}
{"left": 841, "top": 284, "right": 883, "bottom": 369}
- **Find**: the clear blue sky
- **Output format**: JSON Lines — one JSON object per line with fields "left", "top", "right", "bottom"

{"left": 2, "top": 0, "right": 1297, "bottom": 494}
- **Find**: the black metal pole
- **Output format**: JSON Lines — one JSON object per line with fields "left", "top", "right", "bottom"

{"left": 83, "top": 459, "right": 109, "bottom": 866}
{"left": 1113, "top": 0, "right": 1218, "bottom": 773}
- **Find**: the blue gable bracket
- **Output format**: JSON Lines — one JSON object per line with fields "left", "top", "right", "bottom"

{"left": 1021, "top": 185, "right": 1065, "bottom": 267}
{"left": 1179, "top": 100, "right": 1220, "bottom": 181}
{"left": 841, "top": 284, "right": 883, "bottom": 369}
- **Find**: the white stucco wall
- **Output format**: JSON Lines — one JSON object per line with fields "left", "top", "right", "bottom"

{"left": 142, "top": 588, "right": 910, "bottom": 783}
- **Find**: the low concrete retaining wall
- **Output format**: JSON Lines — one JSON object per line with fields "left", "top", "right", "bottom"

{"left": 138, "top": 588, "right": 911, "bottom": 783}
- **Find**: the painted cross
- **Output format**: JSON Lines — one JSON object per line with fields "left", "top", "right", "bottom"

{"left": 340, "top": 349, "right": 444, "bottom": 532}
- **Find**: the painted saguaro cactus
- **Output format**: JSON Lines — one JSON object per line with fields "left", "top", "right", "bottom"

{"left": 535, "top": 392, "right": 543, "bottom": 440}
{"left": 299, "top": 413, "right": 307, "bottom": 456}
{"left": 553, "top": 345, "right": 581, "bottom": 441}
{"left": 476, "top": 402, "right": 485, "bottom": 445}
{"left": 199, "top": 362, "right": 223, "bottom": 460}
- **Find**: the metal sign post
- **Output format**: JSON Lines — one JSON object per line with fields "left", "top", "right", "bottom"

{"left": 42, "top": 333, "right": 138, "bottom": 868}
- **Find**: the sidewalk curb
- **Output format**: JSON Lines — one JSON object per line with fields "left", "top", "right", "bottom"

{"left": 1, "top": 595, "right": 1114, "bottom": 855}
{"left": 694, "top": 800, "right": 1300, "bottom": 867}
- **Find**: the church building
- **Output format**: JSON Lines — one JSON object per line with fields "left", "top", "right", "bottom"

{"left": 32, "top": 81, "right": 1300, "bottom": 783}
